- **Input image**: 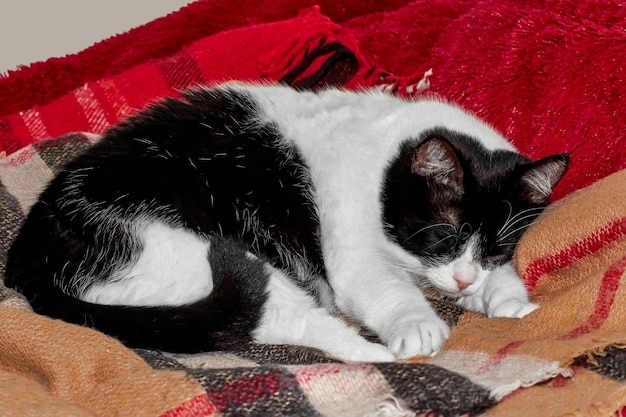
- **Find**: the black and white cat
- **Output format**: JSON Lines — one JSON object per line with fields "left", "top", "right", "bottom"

{"left": 5, "top": 83, "right": 568, "bottom": 362}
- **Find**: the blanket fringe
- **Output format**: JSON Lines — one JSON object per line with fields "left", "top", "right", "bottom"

{"left": 565, "top": 389, "right": 626, "bottom": 417}
{"left": 366, "top": 396, "right": 415, "bottom": 417}
{"left": 376, "top": 68, "right": 434, "bottom": 97}
{"left": 567, "top": 342, "right": 626, "bottom": 368}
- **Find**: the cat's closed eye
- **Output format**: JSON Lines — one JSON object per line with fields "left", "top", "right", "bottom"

{"left": 423, "top": 234, "right": 457, "bottom": 254}
{"left": 403, "top": 223, "right": 456, "bottom": 254}
{"left": 421, "top": 223, "right": 473, "bottom": 256}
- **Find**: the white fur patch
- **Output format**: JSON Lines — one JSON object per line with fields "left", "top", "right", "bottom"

{"left": 456, "top": 262, "right": 538, "bottom": 318}
{"left": 82, "top": 221, "right": 213, "bottom": 307}
{"left": 254, "top": 265, "right": 394, "bottom": 362}
{"left": 423, "top": 236, "right": 487, "bottom": 296}
{"left": 244, "top": 86, "right": 516, "bottom": 284}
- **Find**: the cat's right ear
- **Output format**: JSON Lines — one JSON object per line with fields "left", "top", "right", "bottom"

{"left": 519, "top": 153, "right": 569, "bottom": 204}
{"left": 411, "top": 137, "right": 464, "bottom": 194}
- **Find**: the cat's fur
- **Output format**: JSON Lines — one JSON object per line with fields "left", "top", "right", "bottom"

{"left": 5, "top": 83, "right": 568, "bottom": 362}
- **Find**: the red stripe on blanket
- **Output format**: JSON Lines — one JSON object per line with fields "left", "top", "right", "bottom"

{"left": 561, "top": 255, "right": 626, "bottom": 340}
{"left": 73, "top": 85, "right": 110, "bottom": 133}
{"left": 20, "top": 108, "right": 49, "bottom": 142}
{"left": 112, "top": 63, "right": 172, "bottom": 110}
{"left": 207, "top": 371, "right": 298, "bottom": 410}
{"left": 3, "top": 115, "right": 36, "bottom": 154}
{"left": 476, "top": 340, "right": 525, "bottom": 375}
{"left": 292, "top": 363, "right": 371, "bottom": 384}
{"left": 0, "top": 146, "right": 37, "bottom": 168}
{"left": 0, "top": 119, "right": 21, "bottom": 155}
{"left": 155, "top": 51, "right": 206, "bottom": 92}
{"left": 159, "top": 393, "right": 218, "bottom": 417}
{"left": 524, "top": 216, "right": 626, "bottom": 292}
{"left": 16, "top": 62, "right": 174, "bottom": 142}
{"left": 95, "top": 78, "right": 134, "bottom": 121}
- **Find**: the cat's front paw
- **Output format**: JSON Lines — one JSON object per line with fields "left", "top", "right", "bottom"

{"left": 488, "top": 298, "right": 538, "bottom": 318}
{"left": 339, "top": 342, "right": 396, "bottom": 363}
{"left": 387, "top": 317, "right": 450, "bottom": 359}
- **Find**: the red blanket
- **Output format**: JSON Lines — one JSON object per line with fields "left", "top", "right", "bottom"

{"left": 2, "top": 0, "right": 626, "bottom": 200}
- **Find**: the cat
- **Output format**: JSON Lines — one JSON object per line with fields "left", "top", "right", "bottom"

{"left": 4, "top": 83, "right": 568, "bottom": 362}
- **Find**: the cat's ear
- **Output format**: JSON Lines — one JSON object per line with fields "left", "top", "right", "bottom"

{"left": 519, "top": 153, "right": 569, "bottom": 204}
{"left": 411, "top": 137, "right": 463, "bottom": 193}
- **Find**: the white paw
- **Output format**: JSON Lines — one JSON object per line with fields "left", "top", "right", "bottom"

{"left": 338, "top": 341, "right": 395, "bottom": 363}
{"left": 387, "top": 318, "right": 450, "bottom": 359}
{"left": 488, "top": 299, "right": 538, "bottom": 318}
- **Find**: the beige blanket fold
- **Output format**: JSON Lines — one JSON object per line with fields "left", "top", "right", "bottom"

{"left": 0, "top": 306, "right": 205, "bottom": 417}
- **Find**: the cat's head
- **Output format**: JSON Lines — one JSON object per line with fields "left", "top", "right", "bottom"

{"left": 382, "top": 129, "right": 569, "bottom": 297}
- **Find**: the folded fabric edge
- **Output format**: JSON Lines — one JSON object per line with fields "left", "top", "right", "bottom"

{"left": 429, "top": 350, "right": 571, "bottom": 401}
{"left": 489, "top": 363, "right": 572, "bottom": 401}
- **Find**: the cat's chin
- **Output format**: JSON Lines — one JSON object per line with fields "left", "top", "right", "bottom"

{"left": 436, "top": 286, "right": 479, "bottom": 299}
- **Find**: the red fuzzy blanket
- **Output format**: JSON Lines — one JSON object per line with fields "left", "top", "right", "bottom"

{"left": 1, "top": 1, "right": 626, "bottom": 416}
{"left": 2, "top": 0, "right": 626, "bottom": 200}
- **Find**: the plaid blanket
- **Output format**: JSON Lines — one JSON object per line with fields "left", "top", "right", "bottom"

{"left": 2, "top": 0, "right": 626, "bottom": 415}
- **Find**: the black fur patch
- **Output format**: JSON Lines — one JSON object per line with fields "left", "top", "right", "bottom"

{"left": 5, "top": 87, "right": 325, "bottom": 351}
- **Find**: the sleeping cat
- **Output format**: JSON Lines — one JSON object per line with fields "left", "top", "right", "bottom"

{"left": 4, "top": 83, "right": 568, "bottom": 362}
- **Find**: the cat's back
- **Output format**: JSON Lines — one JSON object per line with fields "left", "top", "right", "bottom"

{"left": 87, "top": 83, "right": 514, "bottom": 161}
{"left": 241, "top": 84, "right": 516, "bottom": 160}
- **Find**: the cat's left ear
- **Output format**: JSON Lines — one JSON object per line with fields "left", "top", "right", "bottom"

{"left": 411, "top": 137, "right": 464, "bottom": 194}
{"left": 519, "top": 153, "right": 569, "bottom": 204}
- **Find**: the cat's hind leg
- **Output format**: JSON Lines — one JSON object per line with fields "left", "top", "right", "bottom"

{"left": 253, "top": 265, "right": 394, "bottom": 362}
{"left": 71, "top": 220, "right": 392, "bottom": 360}
{"left": 80, "top": 220, "right": 214, "bottom": 307}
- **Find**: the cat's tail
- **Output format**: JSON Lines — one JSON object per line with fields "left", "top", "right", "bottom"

{"left": 6, "top": 233, "right": 270, "bottom": 353}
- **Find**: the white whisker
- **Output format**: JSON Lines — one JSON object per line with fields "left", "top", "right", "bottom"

{"left": 497, "top": 212, "right": 542, "bottom": 238}
{"left": 508, "top": 206, "right": 545, "bottom": 221}
{"left": 459, "top": 222, "right": 472, "bottom": 237}
{"left": 403, "top": 223, "right": 456, "bottom": 244}
{"left": 419, "top": 280, "right": 438, "bottom": 292}
{"left": 424, "top": 234, "right": 457, "bottom": 251}
{"left": 497, "top": 207, "right": 544, "bottom": 239}
{"left": 497, "top": 222, "right": 536, "bottom": 242}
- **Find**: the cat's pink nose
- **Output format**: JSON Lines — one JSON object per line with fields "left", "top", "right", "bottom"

{"left": 454, "top": 268, "right": 476, "bottom": 291}
{"left": 455, "top": 279, "right": 471, "bottom": 291}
